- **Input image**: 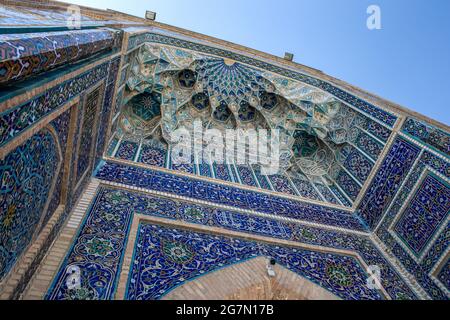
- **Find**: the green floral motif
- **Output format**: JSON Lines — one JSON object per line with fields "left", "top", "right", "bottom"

{"left": 161, "top": 239, "right": 195, "bottom": 264}
{"left": 101, "top": 211, "right": 121, "bottom": 223}
{"left": 65, "top": 287, "right": 97, "bottom": 300}
{"left": 85, "top": 237, "right": 114, "bottom": 257}
{"left": 325, "top": 262, "right": 354, "bottom": 288}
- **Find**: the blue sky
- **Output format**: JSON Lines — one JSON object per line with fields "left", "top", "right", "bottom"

{"left": 70, "top": 0, "right": 450, "bottom": 125}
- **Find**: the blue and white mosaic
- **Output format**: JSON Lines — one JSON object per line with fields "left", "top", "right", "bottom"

{"left": 95, "top": 161, "right": 365, "bottom": 231}
{"left": 127, "top": 223, "right": 380, "bottom": 300}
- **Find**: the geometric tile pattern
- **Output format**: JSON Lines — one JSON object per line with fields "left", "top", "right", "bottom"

{"left": 373, "top": 147, "right": 450, "bottom": 299}
{"left": 138, "top": 144, "right": 166, "bottom": 168}
{"left": 436, "top": 258, "right": 450, "bottom": 292}
{"left": 129, "top": 92, "right": 161, "bottom": 122}
{"left": 115, "top": 141, "right": 139, "bottom": 161}
{"left": 393, "top": 173, "right": 450, "bottom": 257}
{"left": 0, "top": 29, "right": 118, "bottom": 293}
{"left": 103, "top": 90, "right": 372, "bottom": 206}
{"left": 0, "top": 29, "right": 119, "bottom": 85}
{"left": 2, "top": 10, "right": 449, "bottom": 302}
{"left": 0, "top": 62, "right": 109, "bottom": 147}
{"left": 75, "top": 87, "right": 101, "bottom": 183}
{"left": 118, "top": 38, "right": 402, "bottom": 209}
{"left": 402, "top": 117, "right": 450, "bottom": 156}
{"left": 358, "top": 137, "right": 422, "bottom": 230}
{"left": 119, "top": 38, "right": 398, "bottom": 206}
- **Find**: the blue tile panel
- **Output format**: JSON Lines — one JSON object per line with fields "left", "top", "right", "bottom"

{"left": 268, "top": 175, "right": 297, "bottom": 195}
{"left": 292, "top": 178, "right": 322, "bottom": 201}
{"left": 0, "top": 130, "right": 60, "bottom": 279}
{"left": 46, "top": 189, "right": 133, "bottom": 300}
{"left": 355, "top": 130, "right": 384, "bottom": 160}
{"left": 343, "top": 148, "right": 374, "bottom": 184}
{"left": 0, "top": 55, "right": 119, "bottom": 294}
{"left": 94, "top": 56, "right": 121, "bottom": 169}
{"left": 115, "top": 140, "right": 139, "bottom": 161}
{"left": 0, "top": 61, "right": 109, "bottom": 148}
{"left": 47, "top": 186, "right": 416, "bottom": 300}
{"left": 212, "top": 163, "right": 232, "bottom": 182}
{"left": 127, "top": 33, "right": 397, "bottom": 127}
{"left": 358, "top": 117, "right": 392, "bottom": 142}
{"left": 252, "top": 165, "right": 272, "bottom": 190}
{"left": 137, "top": 144, "right": 166, "bottom": 168}
{"left": 106, "top": 137, "right": 119, "bottom": 156}
{"left": 75, "top": 87, "right": 101, "bottom": 183}
{"left": 437, "top": 259, "right": 450, "bottom": 292}
{"left": 329, "top": 185, "right": 352, "bottom": 207}
{"left": 198, "top": 162, "right": 213, "bottom": 177}
{"left": 358, "top": 137, "right": 422, "bottom": 230}
{"left": 236, "top": 165, "right": 257, "bottom": 187}
{"left": 314, "top": 183, "right": 340, "bottom": 205}
{"left": 0, "top": 29, "right": 121, "bottom": 85}
{"left": 40, "top": 108, "right": 72, "bottom": 232}
{"left": 336, "top": 170, "right": 360, "bottom": 201}
{"left": 95, "top": 161, "right": 367, "bottom": 231}
{"left": 171, "top": 162, "right": 195, "bottom": 174}
{"left": 402, "top": 117, "right": 450, "bottom": 156}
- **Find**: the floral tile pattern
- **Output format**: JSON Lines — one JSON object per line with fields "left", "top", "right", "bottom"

{"left": 127, "top": 222, "right": 382, "bottom": 300}
{"left": 0, "top": 130, "right": 60, "bottom": 279}
{"left": 47, "top": 186, "right": 416, "bottom": 300}
{"left": 95, "top": 161, "right": 366, "bottom": 231}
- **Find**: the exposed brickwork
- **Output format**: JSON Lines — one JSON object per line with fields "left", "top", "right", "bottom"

{"left": 163, "top": 257, "right": 338, "bottom": 300}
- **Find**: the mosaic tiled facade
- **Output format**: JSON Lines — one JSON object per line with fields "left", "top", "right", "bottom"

{"left": 0, "top": 1, "right": 448, "bottom": 301}
{"left": 0, "top": 129, "right": 60, "bottom": 278}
